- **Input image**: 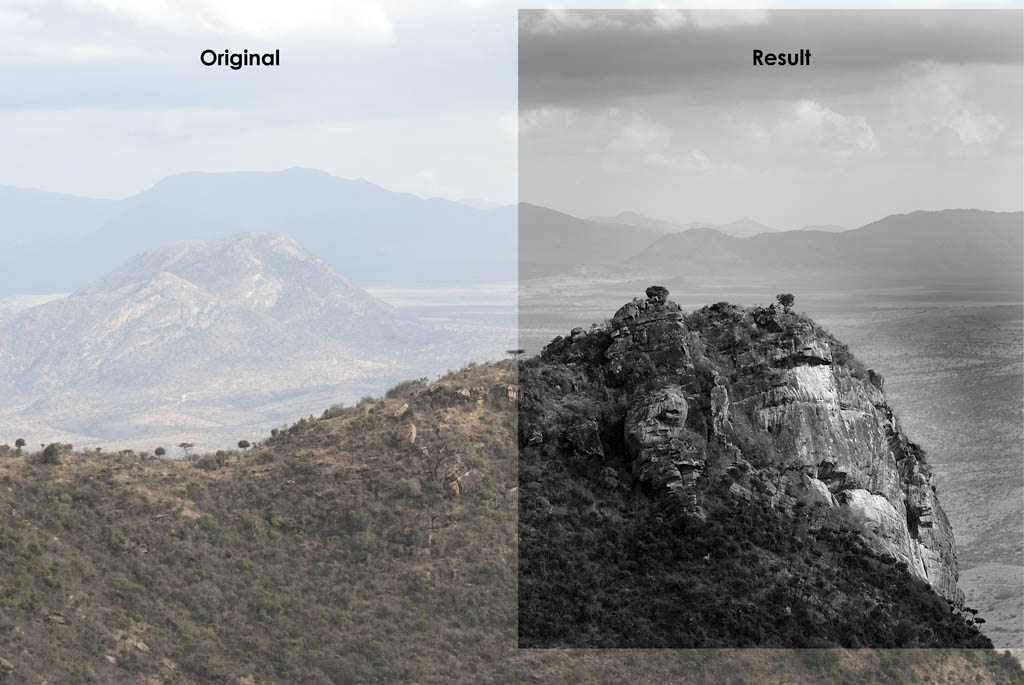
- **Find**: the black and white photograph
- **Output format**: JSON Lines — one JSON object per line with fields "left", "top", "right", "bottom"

{"left": 517, "top": 9, "right": 1023, "bottom": 650}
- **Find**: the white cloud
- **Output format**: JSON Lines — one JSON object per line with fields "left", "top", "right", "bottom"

{"left": 519, "top": 106, "right": 577, "bottom": 137}
{"left": 788, "top": 100, "right": 878, "bottom": 153}
{"left": 2, "top": 36, "right": 151, "bottom": 62}
{"left": 650, "top": 10, "right": 688, "bottom": 31}
{"left": 520, "top": 8, "right": 771, "bottom": 35}
{"left": 499, "top": 110, "right": 517, "bottom": 139}
{"left": 643, "top": 149, "right": 711, "bottom": 173}
{"left": 0, "top": 105, "right": 516, "bottom": 204}
{"left": 607, "top": 117, "right": 674, "bottom": 154}
{"left": 64, "top": 0, "right": 395, "bottom": 43}
{"left": 687, "top": 9, "right": 768, "bottom": 29}
{"left": 738, "top": 100, "right": 878, "bottom": 164}
{"left": 520, "top": 9, "right": 626, "bottom": 35}
{"left": 906, "top": 68, "right": 1004, "bottom": 148}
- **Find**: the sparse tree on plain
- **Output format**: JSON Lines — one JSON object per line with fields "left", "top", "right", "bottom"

{"left": 154, "top": 447, "right": 166, "bottom": 457}
{"left": 178, "top": 442, "right": 195, "bottom": 461}
{"left": 238, "top": 440, "right": 250, "bottom": 450}
{"left": 14, "top": 438, "right": 25, "bottom": 454}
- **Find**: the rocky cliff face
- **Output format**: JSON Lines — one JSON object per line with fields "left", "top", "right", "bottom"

{"left": 519, "top": 288, "right": 981, "bottom": 647}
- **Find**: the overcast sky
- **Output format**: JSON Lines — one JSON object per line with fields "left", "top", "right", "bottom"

{"left": 0, "top": 3, "right": 1020, "bottom": 211}
{"left": 520, "top": 9, "right": 1023, "bottom": 228}
{"left": 0, "top": 1, "right": 519, "bottom": 203}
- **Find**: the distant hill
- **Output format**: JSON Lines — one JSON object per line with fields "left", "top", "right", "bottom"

{"left": 588, "top": 210, "right": 783, "bottom": 238}
{"left": 457, "top": 197, "right": 503, "bottom": 210}
{"left": 623, "top": 209, "right": 1023, "bottom": 287}
{"left": 0, "top": 233, "right": 509, "bottom": 449}
{"left": 0, "top": 186, "right": 117, "bottom": 293}
{"left": 0, "top": 169, "right": 515, "bottom": 295}
{"left": 800, "top": 223, "right": 847, "bottom": 233}
{"left": 714, "top": 217, "right": 780, "bottom": 238}
{"left": 519, "top": 204, "right": 665, "bottom": 279}
{"left": 586, "top": 210, "right": 690, "bottom": 235}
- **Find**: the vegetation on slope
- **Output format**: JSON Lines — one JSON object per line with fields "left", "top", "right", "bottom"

{"left": 0, "top": 358, "right": 1020, "bottom": 683}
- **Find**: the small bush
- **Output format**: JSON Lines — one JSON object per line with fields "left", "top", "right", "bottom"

{"left": 40, "top": 443, "right": 63, "bottom": 465}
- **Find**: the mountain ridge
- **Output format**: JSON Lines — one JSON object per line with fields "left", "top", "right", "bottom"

{"left": 0, "top": 168, "right": 516, "bottom": 295}
{"left": 523, "top": 204, "right": 1022, "bottom": 285}
{"left": 623, "top": 208, "right": 1022, "bottom": 286}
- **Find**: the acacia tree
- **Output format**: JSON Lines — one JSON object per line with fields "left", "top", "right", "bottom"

{"left": 154, "top": 447, "right": 166, "bottom": 457}
{"left": 237, "top": 440, "right": 250, "bottom": 450}
{"left": 178, "top": 442, "right": 195, "bottom": 462}
{"left": 14, "top": 438, "right": 25, "bottom": 454}
{"left": 776, "top": 293, "right": 795, "bottom": 312}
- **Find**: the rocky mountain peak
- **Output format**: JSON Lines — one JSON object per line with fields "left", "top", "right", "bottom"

{"left": 525, "top": 287, "right": 968, "bottom": 614}
{"left": 0, "top": 232, "right": 511, "bottom": 449}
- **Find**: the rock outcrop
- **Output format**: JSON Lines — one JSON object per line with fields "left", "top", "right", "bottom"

{"left": 525, "top": 289, "right": 967, "bottom": 610}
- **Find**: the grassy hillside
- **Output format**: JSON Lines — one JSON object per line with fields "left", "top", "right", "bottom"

{"left": 0, "top": 360, "right": 1021, "bottom": 682}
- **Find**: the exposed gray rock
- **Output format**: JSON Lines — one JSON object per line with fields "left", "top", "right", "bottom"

{"left": 624, "top": 387, "right": 705, "bottom": 504}
{"left": 791, "top": 474, "right": 835, "bottom": 507}
{"left": 445, "top": 469, "right": 483, "bottom": 497}
{"left": 397, "top": 423, "right": 417, "bottom": 446}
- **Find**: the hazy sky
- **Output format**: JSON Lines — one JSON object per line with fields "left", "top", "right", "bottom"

{"left": 1, "top": 3, "right": 1020, "bottom": 210}
{"left": 520, "top": 9, "right": 1023, "bottom": 228}
{"left": 0, "top": 1, "right": 519, "bottom": 203}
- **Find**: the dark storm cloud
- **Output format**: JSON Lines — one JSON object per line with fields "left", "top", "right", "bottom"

{"left": 519, "top": 9, "right": 1024, "bottom": 108}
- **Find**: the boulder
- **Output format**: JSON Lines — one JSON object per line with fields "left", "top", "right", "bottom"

{"left": 397, "top": 423, "right": 417, "bottom": 446}
{"left": 792, "top": 474, "right": 834, "bottom": 507}
{"left": 445, "top": 469, "right": 483, "bottom": 497}
{"left": 624, "top": 387, "right": 705, "bottom": 500}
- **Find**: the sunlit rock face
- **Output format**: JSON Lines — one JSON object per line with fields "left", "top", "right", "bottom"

{"left": 530, "top": 289, "right": 966, "bottom": 609}
{"left": 737, "top": 323, "right": 963, "bottom": 608}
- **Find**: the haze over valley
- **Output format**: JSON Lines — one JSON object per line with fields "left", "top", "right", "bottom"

{"left": 0, "top": 171, "right": 515, "bottom": 453}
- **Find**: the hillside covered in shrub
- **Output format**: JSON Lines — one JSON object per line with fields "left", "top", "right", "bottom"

{"left": 0, "top": 357, "right": 1021, "bottom": 682}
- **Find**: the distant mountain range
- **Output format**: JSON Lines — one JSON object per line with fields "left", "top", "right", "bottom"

{"left": 524, "top": 205, "right": 1022, "bottom": 287}
{"left": 0, "top": 168, "right": 516, "bottom": 296}
{"left": 587, "top": 210, "right": 847, "bottom": 238}
{"left": 0, "top": 233, "right": 510, "bottom": 449}
{"left": 520, "top": 204, "right": 665, "bottom": 279}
